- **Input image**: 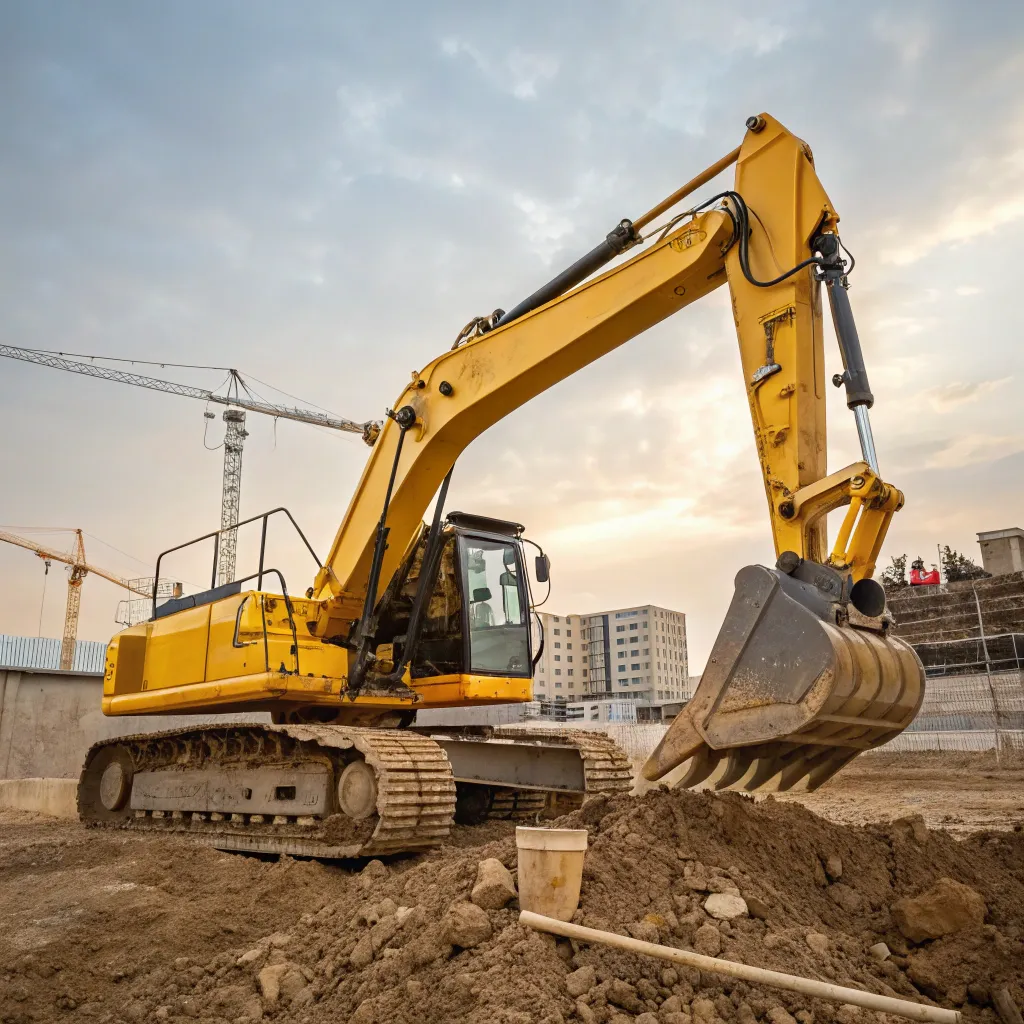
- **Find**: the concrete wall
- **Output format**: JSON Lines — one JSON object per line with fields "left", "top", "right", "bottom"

{"left": 0, "top": 667, "right": 268, "bottom": 780}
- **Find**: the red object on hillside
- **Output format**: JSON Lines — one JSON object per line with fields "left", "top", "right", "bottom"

{"left": 910, "top": 567, "right": 940, "bottom": 586}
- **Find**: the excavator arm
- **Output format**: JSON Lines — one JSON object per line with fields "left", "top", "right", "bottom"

{"left": 315, "top": 114, "right": 895, "bottom": 632}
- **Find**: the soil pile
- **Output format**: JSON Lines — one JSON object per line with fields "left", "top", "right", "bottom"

{"left": 1, "top": 787, "right": 1022, "bottom": 1024}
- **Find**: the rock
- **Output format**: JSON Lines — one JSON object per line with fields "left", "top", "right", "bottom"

{"left": 968, "top": 982, "right": 990, "bottom": 1006}
{"left": 361, "top": 859, "right": 388, "bottom": 881}
{"left": 349, "top": 934, "right": 375, "bottom": 970}
{"left": 661, "top": 996, "right": 684, "bottom": 1013}
{"left": 661, "top": 969, "right": 678, "bottom": 988}
{"left": 745, "top": 896, "right": 770, "bottom": 920}
{"left": 576, "top": 1001, "right": 597, "bottom": 1024}
{"left": 835, "top": 1005, "right": 861, "bottom": 1024}
{"left": 813, "top": 858, "right": 828, "bottom": 887}
{"left": 708, "top": 876, "right": 741, "bottom": 895}
{"left": 828, "top": 883, "right": 863, "bottom": 913}
{"left": 628, "top": 919, "right": 661, "bottom": 943}
{"left": 440, "top": 901, "right": 493, "bottom": 949}
{"left": 566, "top": 966, "right": 597, "bottom": 998}
{"left": 236, "top": 947, "right": 264, "bottom": 966}
{"left": 607, "top": 979, "right": 643, "bottom": 1013}
{"left": 692, "top": 997, "right": 717, "bottom": 1022}
{"left": 239, "top": 995, "right": 264, "bottom": 1020}
{"left": 825, "top": 854, "right": 844, "bottom": 880}
{"left": 868, "top": 942, "right": 891, "bottom": 961}
{"left": 662, "top": 1015, "right": 692, "bottom": 1024}
{"left": 267, "top": 932, "right": 291, "bottom": 948}
{"left": 806, "top": 932, "right": 829, "bottom": 955}
{"left": 892, "top": 877, "right": 986, "bottom": 943}
{"left": 406, "top": 979, "right": 425, "bottom": 999}
{"left": 258, "top": 964, "right": 287, "bottom": 1004}
{"left": 290, "top": 986, "right": 314, "bottom": 1009}
{"left": 396, "top": 906, "right": 414, "bottom": 926}
{"left": 637, "top": 1015, "right": 660, "bottom": 1024}
{"left": 895, "top": 814, "right": 929, "bottom": 845}
{"left": 704, "top": 894, "right": 748, "bottom": 920}
{"left": 767, "top": 1007, "right": 798, "bottom": 1024}
{"left": 471, "top": 858, "right": 517, "bottom": 910}
{"left": 693, "top": 923, "right": 722, "bottom": 957}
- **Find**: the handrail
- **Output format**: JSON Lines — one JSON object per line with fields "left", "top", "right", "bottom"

{"left": 152, "top": 508, "right": 321, "bottom": 618}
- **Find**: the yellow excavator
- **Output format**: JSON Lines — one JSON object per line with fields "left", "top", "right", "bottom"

{"left": 79, "top": 113, "right": 924, "bottom": 857}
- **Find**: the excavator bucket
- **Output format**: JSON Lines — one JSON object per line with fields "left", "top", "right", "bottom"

{"left": 643, "top": 563, "right": 925, "bottom": 792}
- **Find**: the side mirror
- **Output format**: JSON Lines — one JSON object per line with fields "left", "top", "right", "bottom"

{"left": 535, "top": 554, "right": 550, "bottom": 584}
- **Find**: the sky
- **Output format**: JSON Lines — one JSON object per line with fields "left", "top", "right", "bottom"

{"left": 1, "top": 1, "right": 1022, "bottom": 671}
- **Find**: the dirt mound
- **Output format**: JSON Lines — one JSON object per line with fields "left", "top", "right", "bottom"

{"left": 1, "top": 790, "right": 1022, "bottom": 1024}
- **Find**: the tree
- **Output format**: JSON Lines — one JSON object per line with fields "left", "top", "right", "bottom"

{"left": 940, "top": 545, "right": 990, "bottom": 583}
{"left": 880, "top": 553, "right": 908, "bottom": 591}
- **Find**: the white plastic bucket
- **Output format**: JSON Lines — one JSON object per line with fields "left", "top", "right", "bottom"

{"left": 516, "top": 827, "right": 588, "bottom": 922}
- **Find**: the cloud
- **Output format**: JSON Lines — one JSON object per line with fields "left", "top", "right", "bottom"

{"left": 920, "top": 377, "right": 1012, "bottom": 412}
{"left": 925, "top": 432, "right": 1023, "bottom": 469}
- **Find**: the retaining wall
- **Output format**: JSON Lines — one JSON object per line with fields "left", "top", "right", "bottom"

{"left": 0, "top": 667, "right": 268, "bottom": 780}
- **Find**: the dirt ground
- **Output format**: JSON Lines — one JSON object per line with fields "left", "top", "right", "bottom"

{"left": 1, "top": 752, "right": 1021, "bottom": 1024}
{"left": 776, "top": 751, "right": 1024, "bottom": 835}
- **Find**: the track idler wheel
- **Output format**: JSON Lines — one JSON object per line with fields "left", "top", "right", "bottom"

{"left": 337, "top": 760, "right": 378, "bottom": 819}
{"left": 79, "top": 744, "right": 135, "bottom": 822}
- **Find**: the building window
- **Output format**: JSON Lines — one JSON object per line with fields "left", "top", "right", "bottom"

{"left": 616, "top": 638, "right": 625, "bottom": 646}
{"left": 567, "top": 643, "right": 572, "bottom": 650}
{"left": 555, "top": 669, "right": 561, "bottom": 675}
{"left": 555, "top": 681, "right": 562, "bottom": 688}
{"left": 642, "top": 621, "right": 648, "bottom": 628}
{"left": 583, "top": 669, "right": 588, "bottom": 677}
{"left": 567, "top": 630, "right": 572, "bottom": 638}
{"left": 631, "top": 663, "right": 640, "bottom": 671}
{"left": 568, "top": 669, "right": 574, "bottom": 676}
{"left": 616, "top": 625, "right": 625, "bottom": 632}
{"left": 618, "top": 665, "right": 626, "bottom": 673}
{"left": 554, "top": 642, "right": 561, "bottom": 649}
{"left": 567, "top": 656, "right": 573, "bottom": 663}
{"left": 554, "top": 655, "right": 561, "bottom": 662}
{"left": 642, "top": 635, "right": 648, "bottom": 641}
{"left": 554, "top": 617, "right": 560, "bottom": 623}
{"left": 582, "top": 655, "right": 588, "bottom": 663}
{"left": 629, "top": 623, "right": 638, "bottom": 631}
{"left": 643, "top": 648, "right": 649, "bottom": 655}
{"left": 553, "top": 628, "right": 561, "bottom": 636}
{"left": 630, "top": 649, "right": 638, "bottom": 657}
{"left": 617, "top": 652, "right": 625, "bottom": 659}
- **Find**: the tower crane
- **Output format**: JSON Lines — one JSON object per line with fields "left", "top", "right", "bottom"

{"left": 0, "top": 346, "right": 381, "bottom": 585}
{"left": 0, "top": 528, "right": 161, "bottom": 670}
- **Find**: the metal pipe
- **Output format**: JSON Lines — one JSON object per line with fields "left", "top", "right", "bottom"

{"left": 632, "top": 145, "right": 741, "bottom": 232}
{"left": 495, "top": 145, "right": 742, "bottom": 330}
{"left": 853, "top": 405, "right": 880, "bottom": 475}
{"left": 520, "top": 912, "right": 960, "bottom": 1024}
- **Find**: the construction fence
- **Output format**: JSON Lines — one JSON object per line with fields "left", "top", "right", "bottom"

{"left": 0, "top": 634, "right": 107, "bottom": 674}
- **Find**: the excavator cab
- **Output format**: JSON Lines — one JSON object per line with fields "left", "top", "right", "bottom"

{"left": 354, "top": 511, "right": 539, "bottom": 700}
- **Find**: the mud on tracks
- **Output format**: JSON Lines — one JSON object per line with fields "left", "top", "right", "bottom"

{"left": 1, "top": 784, "right": 1022, "bottom": 1024}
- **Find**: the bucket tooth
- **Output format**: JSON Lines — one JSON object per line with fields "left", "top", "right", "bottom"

{"left": 714, "top": 749, "right": 757, "bottom": 791}
{"left": 675, "top": 745, "right": 723, "bottom": 789}
{"left": 775, "top": 747, "right": 840, "bottom": 791}
{"left": 804, "top": 749, "right": 859, "bottom": 791}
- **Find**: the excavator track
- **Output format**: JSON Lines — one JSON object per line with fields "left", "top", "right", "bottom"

{"left": 79, "top": 724, "right": 457, "bottom": 859}
{"left": 79, "top": 723, "right": 633, "bottom": 856}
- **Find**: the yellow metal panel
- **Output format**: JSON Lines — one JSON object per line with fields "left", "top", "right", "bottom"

{"left": 144, "top": 604, "right": 210, "bottom": 690}
{"left": 412, "top": 673, "right": 532, "bottom": 708}
{"left": 205, "top": 594, "right": 258, "bottom": 683}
